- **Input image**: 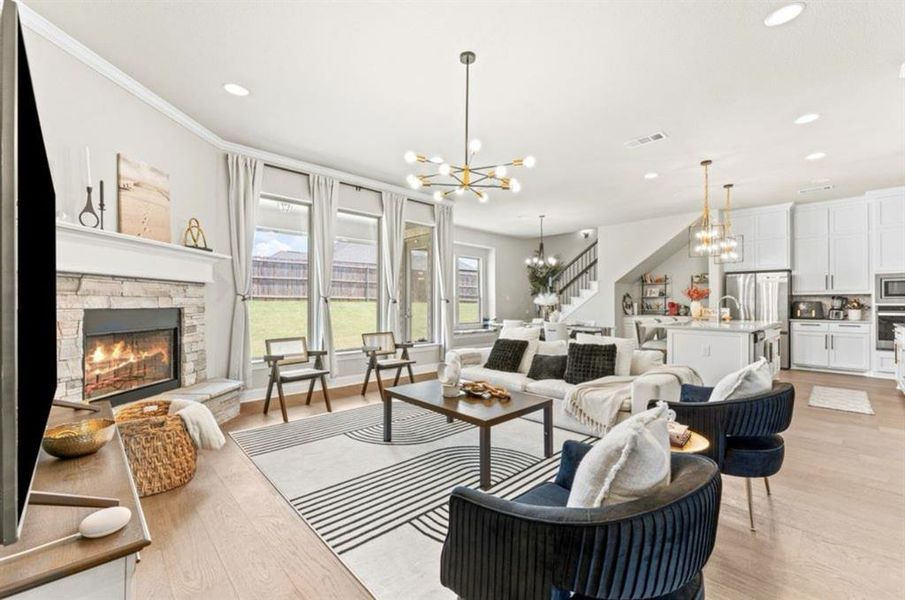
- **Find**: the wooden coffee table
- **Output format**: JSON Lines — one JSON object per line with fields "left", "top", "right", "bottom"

{"left": 384, "top": 380, "right": 553, "bottom": 490}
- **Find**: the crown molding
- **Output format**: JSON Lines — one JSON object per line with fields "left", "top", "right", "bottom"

{"left": 15, "top": 0, "right": 445, "bottom": 207}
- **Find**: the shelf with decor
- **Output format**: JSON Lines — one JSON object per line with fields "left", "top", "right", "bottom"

{"left": 640, "top": 275, "right": 670, "bottom": 315}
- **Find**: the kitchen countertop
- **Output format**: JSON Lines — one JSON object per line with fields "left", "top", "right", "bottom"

{"left": 660, "top": 320, "right": 782, "bottom": 333}
{"left": 790, "top": 319, "right": 871, "bottom": 324}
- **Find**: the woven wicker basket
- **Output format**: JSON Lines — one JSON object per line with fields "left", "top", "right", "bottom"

{"left": 115, "top": 400, "right": 197, "bottom": 497}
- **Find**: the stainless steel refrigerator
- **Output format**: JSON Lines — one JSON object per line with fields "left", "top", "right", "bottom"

{"left": 724, "top": 270, "right": 791, "bottom": 369}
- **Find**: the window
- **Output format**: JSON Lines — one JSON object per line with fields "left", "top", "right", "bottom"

{"left": 332, "top": 212, "right": 379, "bottom": 350}
{"left": 249, "top": 197, "right": 310, "bottom": 360}
{"left": 455, "top": 255, "right": 483, "bottom": 328}
{"left": 402, "top": 224, "right": 433, "bottom": 343}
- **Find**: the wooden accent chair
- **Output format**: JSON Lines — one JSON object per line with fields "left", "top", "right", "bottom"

{"left": 263, "top": 337, "right": 331, "bottom": 423}
{"left": 360, "top": 332, "right": 416, "bottom": 398}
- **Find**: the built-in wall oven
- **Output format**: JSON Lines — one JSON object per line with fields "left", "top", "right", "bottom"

{"left": 876, "top": 273, "right": 905, "bottom": 304}
{"left": 876, "top": 305, "right": 905, "bottom": 351}
{"left": 876, "top": 273, "right": 905, "bottom": 351}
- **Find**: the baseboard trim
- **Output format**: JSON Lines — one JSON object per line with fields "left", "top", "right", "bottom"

{"left": 239, "top": 372, "right": 437, "bottom": 415}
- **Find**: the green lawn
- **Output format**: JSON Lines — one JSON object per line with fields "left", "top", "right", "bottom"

{"left": 457, "top": 301, "right": 479, "bottom": 325}
{"left": 249, "top": 298, "right": 453, "bottom": 357}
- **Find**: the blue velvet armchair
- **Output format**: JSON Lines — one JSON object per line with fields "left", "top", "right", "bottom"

{"left": 440, "top": 441, "right": 722, "bottom": 600}
{"left": 664, "top": 382, "right": 795, "bottom": 531}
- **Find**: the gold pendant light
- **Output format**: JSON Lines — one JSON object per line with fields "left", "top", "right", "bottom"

{"left": 715, "top": 183, "right": 744, "bottom": 264}
{"left": 688, "top": 159, "right": 725, "bottom": 257}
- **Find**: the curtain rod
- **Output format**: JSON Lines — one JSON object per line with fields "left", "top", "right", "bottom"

{"left": 265, "top": 163, "right": 434, "bottom": 208}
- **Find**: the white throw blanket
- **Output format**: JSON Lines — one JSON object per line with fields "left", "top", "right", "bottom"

{"left": 168, "top": 400, "right": 226, "bottom": 450}
{"left": 563, "top": 366, "right": 703, "bottom": 436}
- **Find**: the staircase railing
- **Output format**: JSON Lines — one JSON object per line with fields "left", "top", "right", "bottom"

{"left": 554, "top": 240, "right": 597, "bottom": 307}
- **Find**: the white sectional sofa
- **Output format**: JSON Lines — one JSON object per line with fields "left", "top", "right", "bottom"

{"left": 451, "top": 331, "right": 683, "bottom": 436}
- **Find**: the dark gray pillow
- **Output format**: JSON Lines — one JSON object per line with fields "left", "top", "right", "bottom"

{"left": 564, "top": 343, "right": 616, "bottom": 384}
{"left": 484, "top": 338, "right": 529, "bottom": 373}
{"left": 527, "top": 354, "right": 568, "bottom": 380}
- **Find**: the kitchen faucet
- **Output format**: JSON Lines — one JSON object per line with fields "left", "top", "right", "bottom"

{"left": 718, "top": 295, "right": 741, "bottom": 321}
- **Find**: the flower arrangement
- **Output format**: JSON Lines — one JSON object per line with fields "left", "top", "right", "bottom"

{"left": 845, "top": 298, "right": 868, "bottom": 310}
{"left": 682, "top": 286, "right": 711, "bottom": 302}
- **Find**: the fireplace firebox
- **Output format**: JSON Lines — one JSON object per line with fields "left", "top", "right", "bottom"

{"left": 83, "top": 308, "right": 181, "bottom": 406}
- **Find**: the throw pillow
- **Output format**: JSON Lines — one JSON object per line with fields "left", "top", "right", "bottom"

{"left": 527, "top": 354, "right": 568, "bottom": 380}
{"left": 500, "top": 327, "right": 542, "bottom": 374}
{"left": 484, "top": 338, "right": 529, "bottom": 373}
{"left": 563, "top": 342, "right": 616, "bottom": 384}
{"left": 575, "top": 333, "right": 636, "bottom": 376}
{"left": 709, "top": 358, "right": 773, "bottom": 402}
{"left": 630, "top": 349, "right": 665, "bottom": 375}
{"left": 567, "top": 403, "right": 671, "bottom": 508}
{"left": 537, "top": 339, "right": 568, "bottom": 356}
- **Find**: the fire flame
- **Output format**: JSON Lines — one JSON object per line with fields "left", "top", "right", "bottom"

{"left": 86, "top": 338, "right": 170, "bottom": 378}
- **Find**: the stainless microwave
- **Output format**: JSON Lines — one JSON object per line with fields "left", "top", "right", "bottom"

{"left": 876, "top": 273, "right": 905, "bottom": 305}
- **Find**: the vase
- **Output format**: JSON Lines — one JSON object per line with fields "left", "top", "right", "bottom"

{"left": 690, "top": 301, "right": 703, "bottom": 318}
{"left": 847, "top": 309, "right": 862, "bottom": 321}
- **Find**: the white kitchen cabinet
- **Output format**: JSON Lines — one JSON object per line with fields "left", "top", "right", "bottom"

{"left": 791, "top": 321, "right": 871, "bottom": 372}
{"left": 895, "top": 325, "right": 904, "bottom": 394}
{"left": 828, "top": 323, "right": 871, "bottom": 371}
{"left": 792, "top": 199, "right": 870, "bottom": 294}
{"left": 723, "top": 205, "right": 791, "bottom": 272}
{"left": 790, "top": 323, "right": 829, "bottom": 367}
{"left": 868, "top": 187, "right": 905, "bottom": 273}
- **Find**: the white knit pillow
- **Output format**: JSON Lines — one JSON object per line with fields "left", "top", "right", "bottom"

{"left": 500, "top": 327, "right": 541, "bottom": 374}
{"left": 567, "top": 403, "right": 671, "bottom": 508}
{"left": 709, "top": 358, "right": 773, "bottom": 403}
{"left": 537, "top": 340, "right": 568, "bottom": 356}
{"left": 575, "top": 334, "right": 637, "bottom": 377}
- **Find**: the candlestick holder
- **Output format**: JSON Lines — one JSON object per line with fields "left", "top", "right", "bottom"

{"left": 78, "top": 185, "right": 100, "bottom": 228}
{"left": 98, "top": 180, "right": 106, "bottom": 230}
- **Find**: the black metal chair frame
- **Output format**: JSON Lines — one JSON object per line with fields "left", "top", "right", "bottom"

{"left": 263, "top": 336, "right": 331, "bottom": 423}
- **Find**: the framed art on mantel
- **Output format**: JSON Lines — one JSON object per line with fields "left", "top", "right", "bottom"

{"left": 117, "top": 154, "right": 171, "bottom": 242}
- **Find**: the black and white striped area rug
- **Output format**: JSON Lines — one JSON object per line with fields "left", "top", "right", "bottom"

{"left": 231, "top": 401, "right": 593, "bottom": 599}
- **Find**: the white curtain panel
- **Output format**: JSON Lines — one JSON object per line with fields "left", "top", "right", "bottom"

{"left": 310, "top": 174, "right": 339, "bottom": 376}
{"left": 380, "top": 192, "right": 407, "bottom": 339}
{"left": 434, "top": 203, "right": 455, "bottom": 351}
{"left": 226, "top": 152, "right": 263, "bottom": 385}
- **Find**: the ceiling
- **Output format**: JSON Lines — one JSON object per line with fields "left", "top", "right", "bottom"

{"left": 24, "top": 0, "right": 905, "bottom": 237}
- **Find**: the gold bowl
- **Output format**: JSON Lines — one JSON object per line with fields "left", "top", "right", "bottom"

{"left": 42, "top": 418, "right": 116, "bottom": 459}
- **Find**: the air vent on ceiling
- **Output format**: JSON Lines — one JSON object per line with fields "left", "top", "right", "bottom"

{"left": 798, "top": 184, "right": 834, "bottom": 194}
{"left": 624, "top": 131, "right": 669, "bottom": 149}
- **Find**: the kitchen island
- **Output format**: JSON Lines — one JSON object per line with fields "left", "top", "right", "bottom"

{"left": 662, "top": 320, "right": 782, "bottom": 386}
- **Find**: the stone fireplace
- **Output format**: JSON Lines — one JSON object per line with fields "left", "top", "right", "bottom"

{"left": 56, "top": 274, "right": 207, "bottom": 404}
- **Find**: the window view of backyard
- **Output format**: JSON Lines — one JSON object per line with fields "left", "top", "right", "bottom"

{"left": 249, "top": 202, "right": 380, "bottom": 357}
{"left": 404, "top": 223, "right": 433, "bottom": 343}
{"left": 456, "top": 255, "right": 481, "bottom": 327}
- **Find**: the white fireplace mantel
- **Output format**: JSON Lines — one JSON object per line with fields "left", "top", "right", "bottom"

{"left": 56, "top": 222, "right": 231, "bottom": 284}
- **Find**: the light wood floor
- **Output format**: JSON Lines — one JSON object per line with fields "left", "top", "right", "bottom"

{"left": 135, "top": 370, "right": 905, "bottom": 599}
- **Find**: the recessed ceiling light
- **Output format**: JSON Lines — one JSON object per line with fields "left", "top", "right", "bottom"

{"left": 644, "top": 172, "right": 659, "bottom": 180}
{"left": 764, "top": 2, "right": 806, "bottom": 27}
{"left": 223, "top": 83, "right": 250, "bottom": 97}
{"left": 805, "top": 151, "right": 826, "bottom": 161}
{"left": 794, "top": 113, "right": 820, "bottom": 124}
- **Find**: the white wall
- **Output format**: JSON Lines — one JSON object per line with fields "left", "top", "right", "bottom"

{"left": 24, "top": 29, "right": 235, "bottom": 379}
{"left": 626, "top": 244, "right": 708, "bottom": 312}
{"left": 541, "top": 230, "right": 598, "bottom": 264}
{"left": 453, "top": 225, "right": 537, "bottom": 321}
{"left": 567, "top": 212, "right": 699, "bottom": 328}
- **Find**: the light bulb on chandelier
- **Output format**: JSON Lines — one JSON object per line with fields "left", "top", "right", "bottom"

{"left": 402, "top": 51, "right": 533, "bottom": 203}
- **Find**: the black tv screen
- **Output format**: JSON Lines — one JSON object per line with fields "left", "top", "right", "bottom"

{"left": 0, "top": 1, "right": 58, "bottom": 545}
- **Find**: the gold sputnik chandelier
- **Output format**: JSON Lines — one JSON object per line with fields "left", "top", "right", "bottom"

{"left": 404, "top": 51, "right": 535, "bottom": 203}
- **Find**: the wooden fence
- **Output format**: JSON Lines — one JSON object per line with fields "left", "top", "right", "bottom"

{"left": 252, "top": 257, "right": 378, "bottom": 300}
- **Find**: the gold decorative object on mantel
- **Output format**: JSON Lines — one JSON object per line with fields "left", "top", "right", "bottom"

{"left": 183, "top": 217, "right": 212, "bottom": 252}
